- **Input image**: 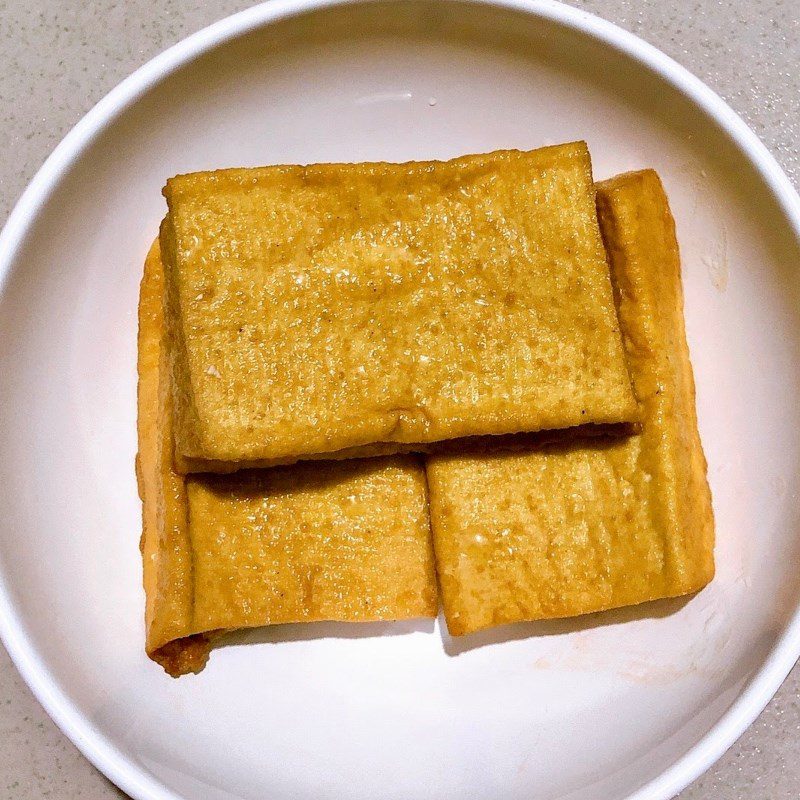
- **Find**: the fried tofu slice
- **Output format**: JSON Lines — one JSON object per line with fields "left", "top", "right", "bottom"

{"left": 426, "top": 170, "right": 715, "bottom": 636}
{"left": 137, "top": 241, "right": 437, "bottom": 676}
{"left": 161, "top": 143, "right": 637, "bottom": 472}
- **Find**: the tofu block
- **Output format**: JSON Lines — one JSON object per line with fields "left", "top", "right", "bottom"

{"left": 162, "top": 143, "right": 637, "bottom": 471}
{"left": 137, "top": 241, "right": 437, "bottom": 676}
{"left": 426, "top": 170, "right": 715, "bottom": 635}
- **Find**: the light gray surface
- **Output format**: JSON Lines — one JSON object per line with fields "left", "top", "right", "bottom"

{"left": 0, "top": 1, "right": 797, "bottom": 798}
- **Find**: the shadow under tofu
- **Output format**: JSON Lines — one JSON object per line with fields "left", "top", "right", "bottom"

{"left": 187, "top": 423, "right": 637, "bottom": 492}
{"left": 428, "top": 421, "right": 639, "bottom": 459}
{"left": 210, "top": 594, "right": 691, "bottom": 657}
{"left": 196, "top": 454, "right": 426, "bottom": 499}
{"left": 216, "top": 616, "right": 436, "bottom": 650}
{"left": 440, "top": 594, "right": 693, "bottom": 656}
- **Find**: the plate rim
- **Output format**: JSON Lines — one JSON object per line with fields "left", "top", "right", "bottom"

{"left": 0, "top": 1, "right": 799, "bottom": 799}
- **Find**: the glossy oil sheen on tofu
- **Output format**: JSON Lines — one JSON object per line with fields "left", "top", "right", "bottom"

{"left": 137, "top": 242, "right": 437, "bottom": 676}
{"left": 426, "top": 170, "right": 715, "bottom": 636}
{"left": 161, "top": 143, "right": 637, "bottom": 470}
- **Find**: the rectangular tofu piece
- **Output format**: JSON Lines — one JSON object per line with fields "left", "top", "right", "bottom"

{"left": 162, "top": 143, "right": 637, "bottom": 471}
{"left": 426, "top": 170, "right": 715, "bottom": 635}
{"left": 137, "top": 241, "right": 437, "bottom": 676}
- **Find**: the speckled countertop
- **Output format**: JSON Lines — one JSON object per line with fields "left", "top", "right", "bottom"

{"left": 0, "top": 1, "right": 798, "bottom": 798}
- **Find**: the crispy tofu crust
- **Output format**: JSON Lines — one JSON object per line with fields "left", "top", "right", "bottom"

{"left": 138, "top": 242, "right": 437, "bottom": 676}
{"left": 162, "top": 143, "right": 637, "bottom": 471}
{"left": 427, "top": 170, "right": 715, "bottom": 636}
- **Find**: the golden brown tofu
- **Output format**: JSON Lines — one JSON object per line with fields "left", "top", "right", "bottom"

{"left": 427, "top": 170, "right": 714, "bottom": 636}
{"left": 162, "top": 143, "right": 637, "bottom": 472}
{"left": 138, "top": 242, "right": 437, "bottom": 676}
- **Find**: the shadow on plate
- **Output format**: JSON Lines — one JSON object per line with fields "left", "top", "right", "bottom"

{"left": 212, "top": 594, "right": 692, "bottom": 655}
{"left": 440, "top": 594, "right": 693, "bottom": 656}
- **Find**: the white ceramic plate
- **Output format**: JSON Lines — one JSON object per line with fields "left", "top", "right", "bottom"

{"left": 1, "top": 1, "right": 799, "bottom": 799}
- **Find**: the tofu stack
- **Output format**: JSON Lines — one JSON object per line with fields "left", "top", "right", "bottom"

{"left": 137, "top": 143, "right": 714, "bottom": 675}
